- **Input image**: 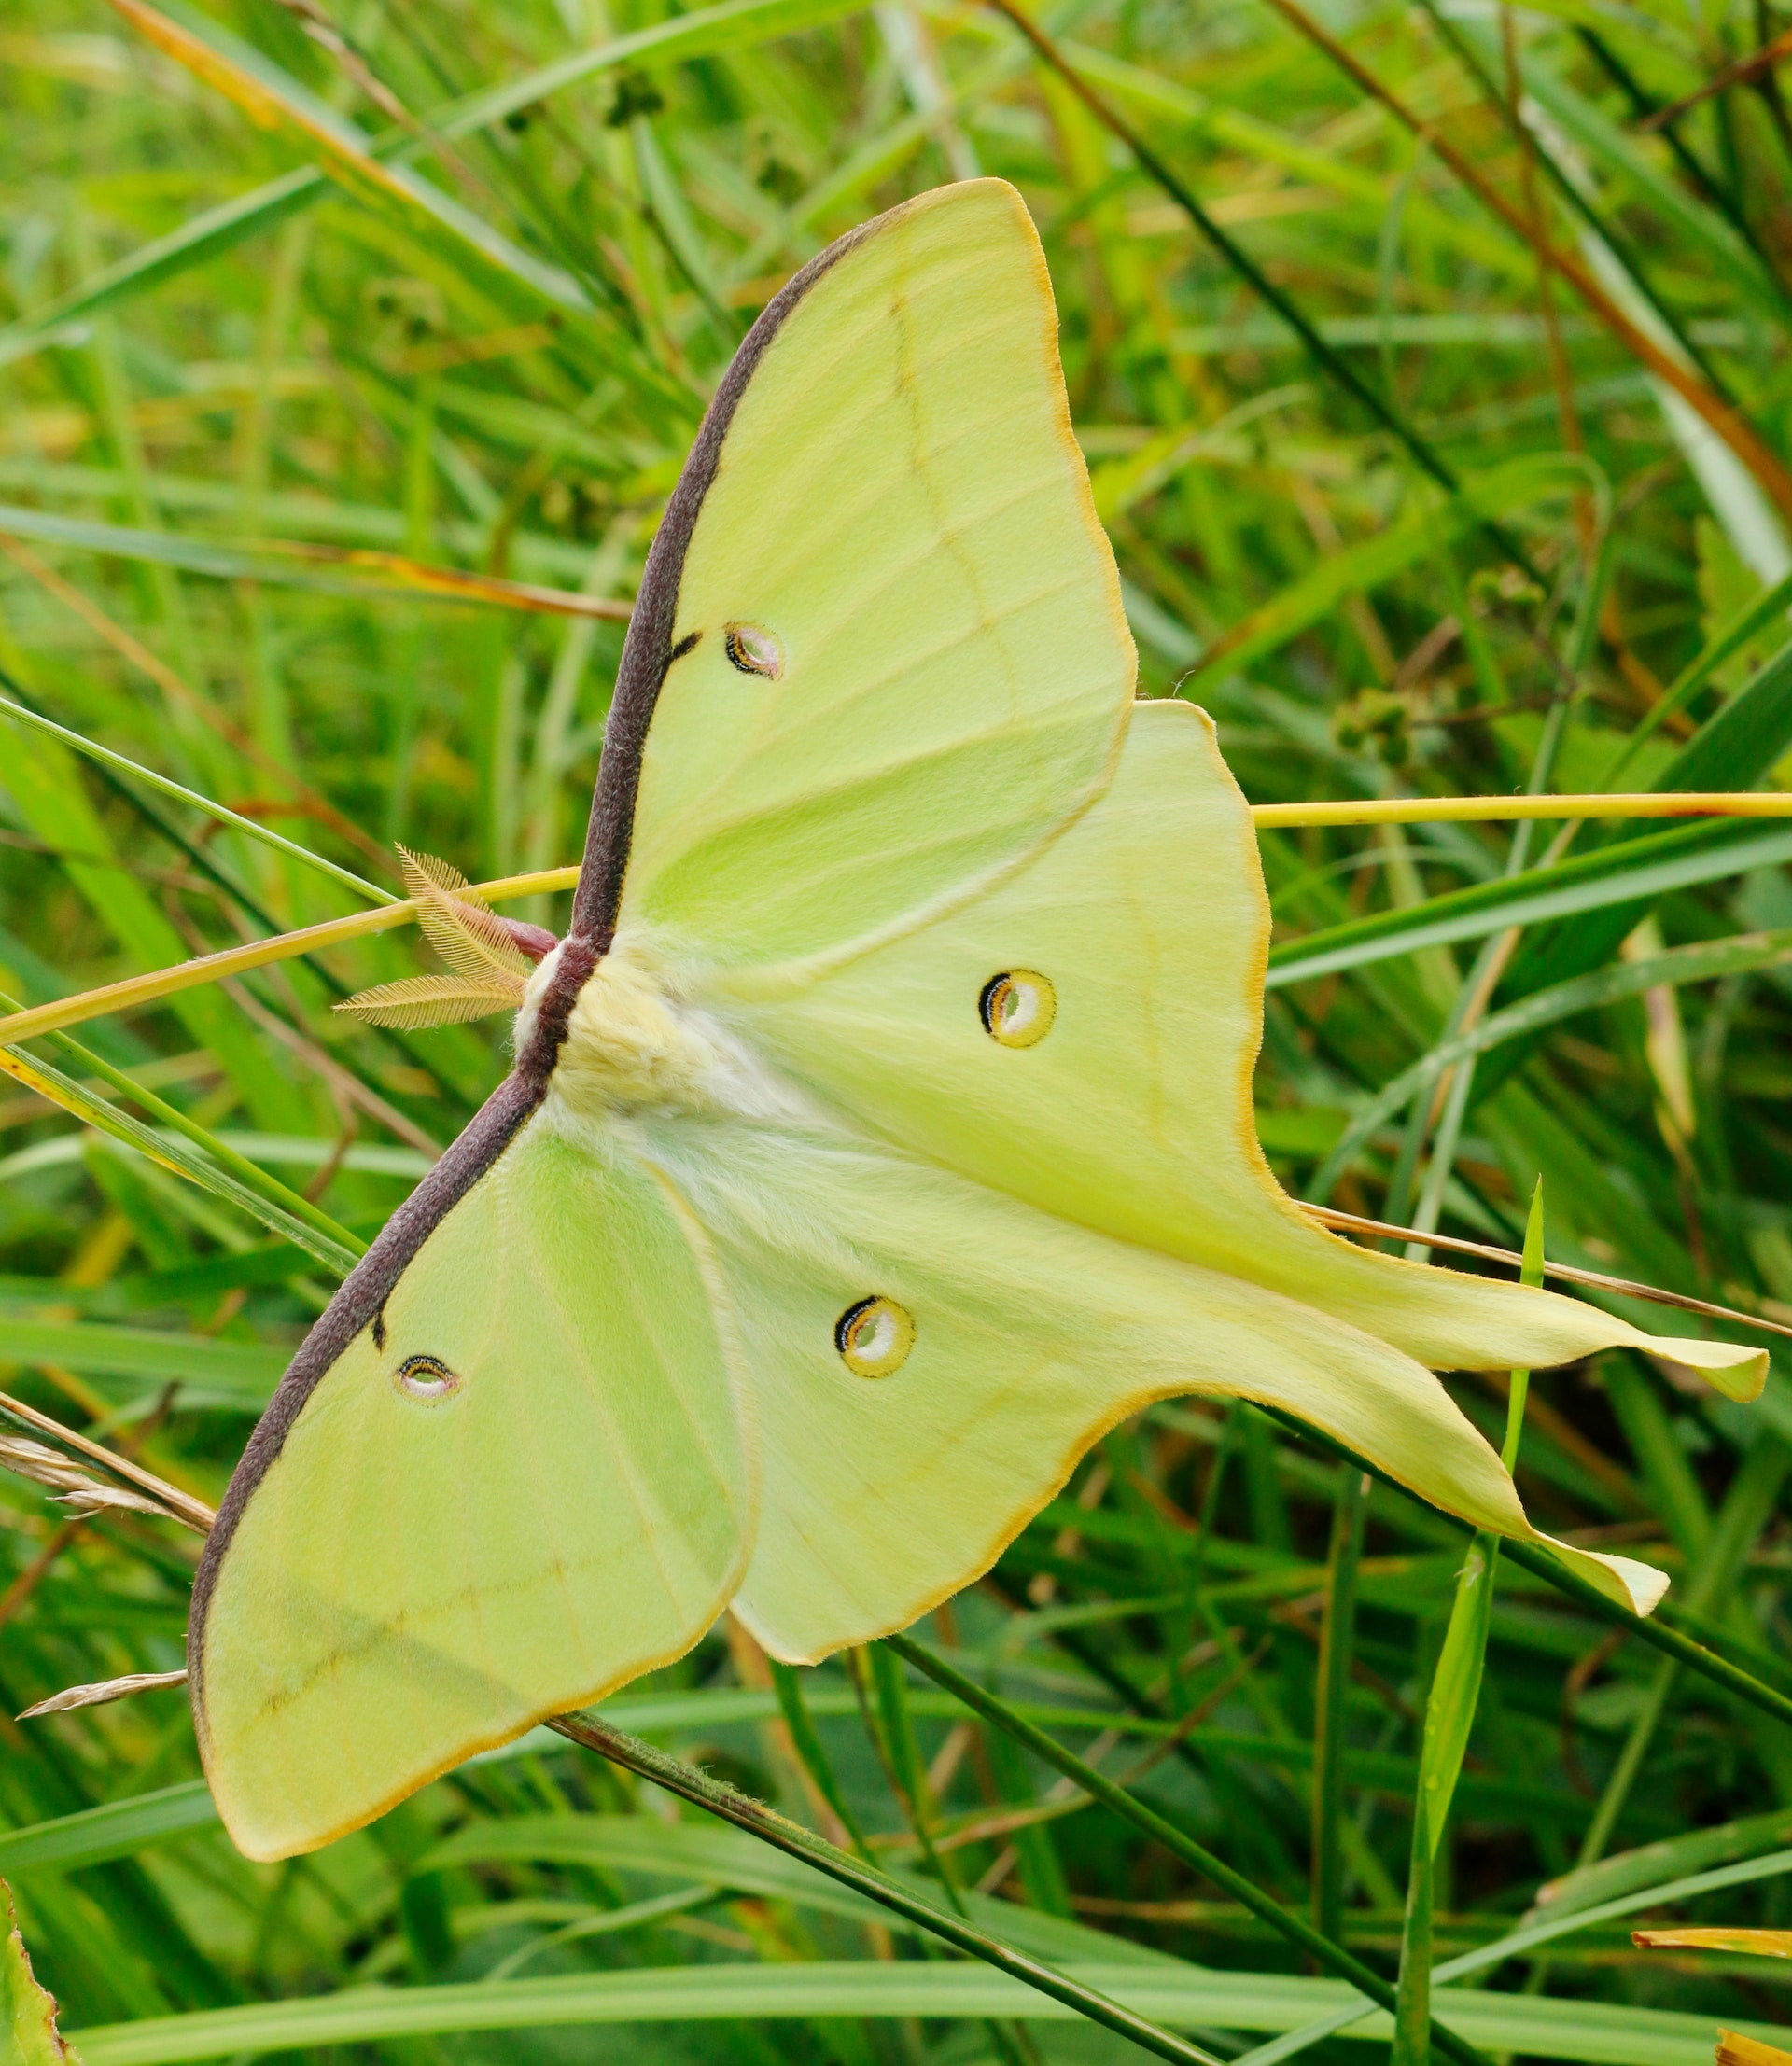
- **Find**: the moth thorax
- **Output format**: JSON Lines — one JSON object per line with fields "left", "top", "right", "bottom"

{"left": 523, "top": 938, "right": 736, "bottom": 1116}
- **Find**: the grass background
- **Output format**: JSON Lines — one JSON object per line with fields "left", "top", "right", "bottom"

{"left": 5, "top": 0, "right": 1792, "bottom": 2055}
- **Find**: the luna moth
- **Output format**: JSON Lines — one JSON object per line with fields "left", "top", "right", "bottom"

{"left": 189, "top": 176, "right": 1765, "bottom": 1863}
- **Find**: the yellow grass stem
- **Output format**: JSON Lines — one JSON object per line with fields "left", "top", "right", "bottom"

{"left": 1252, "top": 791, "right": 1792, "bottom": 827}
{"left": 4, "top": 792, "right": 1788, "bottom": 1047}
{"left": 0, "top": 866, "right": 581, "bottom": 1047}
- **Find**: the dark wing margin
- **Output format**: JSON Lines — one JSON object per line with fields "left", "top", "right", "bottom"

{"left": 189, "top": 207, "right": 882, "bottom": 1730}
{"left": 567, "top": 216, "right": 877, "bottom": 943}
{"left": 188, "top": 1068, "right": 542, "bottom": 1712}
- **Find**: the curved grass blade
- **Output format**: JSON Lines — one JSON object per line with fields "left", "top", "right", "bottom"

{"left": 0, "top": 1785, "right": 220, "bottom": 1878}
{"left": 3, "top": 997, "right": 363, "bottom": 1263}
{"left": 0, "top": 1318, "right": 289, "bottom": 1410}
{"left": 0, "top": 508, "right": 627, "bottom": 623}
{"left": 548, "top": 1710, "right": 1227, "bottom": 2066}
{"left": 1238, "top": 1845, "right": 1792, "bottom": 2062}
{"left": 0, "top": 0, "right": 867, "bottom": 363}
{"left": 882, "top": 1634, "right": 1496, "bottom": 2066}
{"left": 1660, "top": 635, "right": 1792, "bottom": 794}
{"left": 1537, "top": 1806, "right": 1792, "bottom": 1919}
{"left": 1181, "top": 454, "right": 1588, "bottom": 690}
{"left": 59, "top": 1960, "right": 1792, "bottom": 2065}
{"left": 418, "top": 1808, "right": 1165, "bottom": 1977}
{"left": 0, "top": 1038, "right": 360, "bottom": 1277}
{"left": 1308, "top": 925, "right": 1792, "bottom": 1194}
{"left": 1259, "top": 1409, "right": 1792, "bottom": 1736}
{"left": 0, "top": 867, "right": 581, "bottom": 1049}
{"left": 0, "top": 173, "right": 323, "bottom": 362}
{"left": 104, "top": 0, "right": 593, "bottom": 316}
{"left": 1603, "top": 568, "right": 1792, "bottom": 784}
{"left": 0, "top": 686, "right": 394, "bottom": 909}
{"left": 1269, "top": 818, "right": 1792, "bottom": 986}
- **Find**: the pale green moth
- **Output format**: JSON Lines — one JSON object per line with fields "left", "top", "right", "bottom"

{"left": 190, "top": 178, "right": 1766, "bottom": 1864}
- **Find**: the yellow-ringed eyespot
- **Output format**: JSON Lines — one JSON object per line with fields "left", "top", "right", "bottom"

{"left": 396, "top": 1353, "right": 460, "bottom": 1401}
{"left": 724, "top": 623, "right": 783, "bottom": 679}
{"left": 979, "top": 970, "right": 1055, "bottom": 1048}
{"left": 834, "top": 1296, "right": 915, "bottom": 1378}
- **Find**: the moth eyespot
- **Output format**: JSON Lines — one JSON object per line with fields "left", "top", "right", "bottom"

{"left": 979, "top": 970, "right": 1056, "bottom": 1048}
{"left": 396, "top": 1354, "right": 460, "bottom": 1401}
{"left": 724, "top": 623, "right": 782, "bottom": 679}
{"left": 834, "top": 1296, "right": 915, "bottom": 1379}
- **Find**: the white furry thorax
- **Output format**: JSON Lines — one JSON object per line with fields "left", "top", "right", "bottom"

{"left": 517, "top": 932, "right": 798, "bottom": 1123}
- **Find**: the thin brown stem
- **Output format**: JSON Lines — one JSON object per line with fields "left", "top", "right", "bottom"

{"left": 0, "top": 1519, "right": 85, "bottom": 1633}
{"left": 1262, "top": 0, "right": 1792, "bottom": 521}
{"left": 1303, "top": 1207, "right": 1792, "bottom": 1340}
{"left": 1500, "top": 4, "right": 1584, "bottom": 466}
{"left": 0, "top": 1390, "right": 217, "bottom": 1531}
{"left": 1641, "top": 21, "right": 1792, "bottom": 127}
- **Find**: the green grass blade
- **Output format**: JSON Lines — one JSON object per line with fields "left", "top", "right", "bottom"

{"left": 64, "top": 1960, "right": 1792, "bottom": 2064}
{"left": 882, "top": 1632, "right": 1496, "bottom": 2066}
{"left": 1309, "top": 923, "right": 1792, "bottom": 1196}
{"left": 1310, "top": 1466, "right": 1366, "bottom": 1942}
{"left": 1238, "top": 1844, "right": 1792, "bottom": 2059}
{"left": 0, "top": 503, "right": 606, "bottom": 627}
{"left": 1603, "top": 569, "right": 1792, "bottom": 784}
{"left": 0, "top": 1788, "right": 219, "bottom": 1877}
{"left": 769, "top": 1660, "right": 868, "bottom": 1851}
{"left": 1660, "top": 635, "right": 1792, "bottom": 793}
{"left": 0, "top": 687, "right": 393, "bottom": 908}
{"left": 115, "top": 0, "right": 594, "bottom": 316}
{"left": 26, "top": 1020, "right": 363, "bottom": 1260}
{"left": 1182, "top": 454, "right": 1589, "bottom": 691}
{"left": 0, "top": 1318, "right": 290, "bottom": 1408}
{"left": 549, "top": 1711, "right": 1227, "bottom": 2066}
{"left": 0, "top": 1045, "right": 360, "bottom": 1278}
{"left": 1505, "top": 37, "right": 1792, "bottom": 319}
{"left": 1279, "top": 1403, "right": 1792, "bottom": 1735}
{"left": 0, "top": 0, "right": 866, "bottom": 363}
{"left": 1269, "top": 822, "right": 1792, "bottom": 986}
{"left": 1536, "top": 1807, "right": 1792, "bottom": 1919}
